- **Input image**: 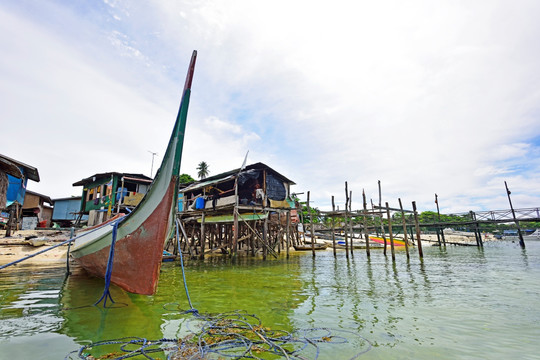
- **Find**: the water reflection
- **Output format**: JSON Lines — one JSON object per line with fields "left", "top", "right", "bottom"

{"left": 1, "top": 243, "right": 539, "bottom": 359}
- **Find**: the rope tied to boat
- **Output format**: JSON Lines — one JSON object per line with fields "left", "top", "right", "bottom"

{"left": 65, "top": 218, "right": 373, "bottom": 359}
{"left": 94, "top": 219, "right": 123, "bottom": 307}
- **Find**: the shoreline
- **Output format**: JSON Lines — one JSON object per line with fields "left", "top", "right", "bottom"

{"left": 0, "top": 229, "right": 71, "bottom": 266}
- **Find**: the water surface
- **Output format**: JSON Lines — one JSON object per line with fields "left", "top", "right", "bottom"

{"left": 1, "top": 241, "right": 539, "bottom": 359}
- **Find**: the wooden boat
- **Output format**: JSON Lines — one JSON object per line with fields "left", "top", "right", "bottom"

{"left": 369, "top": 236, "right": 406, "bottom": 247}
{"left": 294, "top": 243, "right": 329, "bottom": 251}
{"left": 70, "top": 51, "right": 197, "bottom": 295}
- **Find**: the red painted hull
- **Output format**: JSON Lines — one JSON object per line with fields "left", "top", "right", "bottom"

{"left": 76, "top": 181, "right": 175, "bottom": 295}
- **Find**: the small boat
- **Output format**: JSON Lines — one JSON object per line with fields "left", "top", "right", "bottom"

{"left": 294, "top": 243, "right": 329, "bottom": 251}
{"left": 369, "top": 236, "right": 407, "bottom": 247}
{"left": 70, "top": 51, "right": 197, "bottom": 295}
{"left": 502, "top": 229, "right": 540, "bottom": 241}
{"left": 334, "top": 240, "right": 379, "bottom": 249}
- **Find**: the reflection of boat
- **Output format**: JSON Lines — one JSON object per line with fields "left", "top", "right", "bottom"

{"left": 70, "top": 51, "right": 197, "bottom": 295}
{"left": 294, "top": 243, "right": 329, "bottom": 251}
{"left": 369, "top": 236, "right": 406, "bottom": 247}
{"left": 58, "top": 272, "right": 162, "bottom": 344}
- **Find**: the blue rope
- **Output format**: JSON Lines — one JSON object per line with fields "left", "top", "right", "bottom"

{"left": 94, "top": 220, "right": 121, "bottom": 307}
{"left": 175, "top": 219, "right": 197, "bottom": 315}
{"left": 0, "top": 221, "right": 118, "bottom": 270}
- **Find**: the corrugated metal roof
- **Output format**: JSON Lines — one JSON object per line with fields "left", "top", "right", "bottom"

{"left": 0, "top": 154, "right": 40, "bottom": 182}
{"left": 188, "top": 162, "right": 295, "bottom": 188}
{"left": 72, "top": 172, "right": 152, "bottom": 186}
{"left": 180, "top": 175, "right": 235, "bottom": 193}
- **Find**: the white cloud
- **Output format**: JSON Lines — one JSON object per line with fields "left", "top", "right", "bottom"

{"left": 2, "top": 0, "right": 540, "bottom": 214}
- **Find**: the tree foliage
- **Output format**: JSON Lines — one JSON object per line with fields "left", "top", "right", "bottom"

{"left": 179, "top": 173, "right": 195, "bottom": 184}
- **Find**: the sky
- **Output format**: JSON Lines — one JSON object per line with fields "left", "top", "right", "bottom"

{"left": 1, "top": 0, "right": 540, "bottom": 215}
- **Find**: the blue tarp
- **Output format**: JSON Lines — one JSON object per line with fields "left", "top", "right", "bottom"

{"left": 6, "top": 173, "right": 27, "bottom": 206}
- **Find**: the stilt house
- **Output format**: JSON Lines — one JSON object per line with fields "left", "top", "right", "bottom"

{"left": 174, "top": 162, "right": 300, "bottom": 258}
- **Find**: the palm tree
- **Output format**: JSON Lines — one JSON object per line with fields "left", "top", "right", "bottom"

{"left": 196, "top": 161, "right": 209, "bottom": 179}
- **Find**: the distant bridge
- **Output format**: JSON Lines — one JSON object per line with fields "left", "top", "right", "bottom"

{"left": 419, "top": 207, "right": 540, "bottom": 227}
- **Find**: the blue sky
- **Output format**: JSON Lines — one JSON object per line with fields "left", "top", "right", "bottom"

{"left": 2, "top": 0, "right": 540, "bottom": 214}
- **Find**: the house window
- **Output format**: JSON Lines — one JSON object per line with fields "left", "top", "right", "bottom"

{"left": 87, "top": 188, "right": 94, "bottom": 201}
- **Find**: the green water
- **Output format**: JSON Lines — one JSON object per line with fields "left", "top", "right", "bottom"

{"left": 1, "top": 242, "right": 539, "bottom": 359}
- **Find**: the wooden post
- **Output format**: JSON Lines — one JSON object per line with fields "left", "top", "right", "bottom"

{"left": 331, "top": 195, "right": 336, "bottom": 257}
{"left": 378, "top": 181, "right": 387, "bottom": 255}
{"left": 344, "top": 182, "right": 349, "bottom": 258}
{"left": 362, "top": 190, "right": 370, "bottom": 257}
{"left": 200, "top": 212, "right": 206, "bottom": 259}
{"left": 5, "top": 206, "right": 15, "bottom": 237}
{"left": 307, "top": 191, "right": 315, "bottom": 257}
{"left": 435, "top": 193, "right": 446, "bottom": 246}
{"left": 386, "top": 202, "right": 396, "bottom": 262}
{"left": 412, "top": 201, "right": 423, "bottom": 258}
{"left": 263, "top": 215, "right": 268, "bottom": 260}
{"left": 505, "top": 181, "right": 525, "bottom": 248}
{"left": 349, "top": 190, "right": 354, "bottom": 256}
{"left": 470, "top": 211, "right": 483, "bottom": 247}
{"left": 398, "top": 198, "right": 410, "bottom": 259}
{"left": 286, "top": 211, "right": 290, "bottom": 258}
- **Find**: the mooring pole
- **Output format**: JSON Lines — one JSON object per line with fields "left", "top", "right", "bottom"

{"left": 362, "top": 190, "right": 370, "bottom": 257}
{"left": 386, "top": 202, "right": 396, "bottom": 262}
{"left": 505, "top": 181, "right": 525, "bottom": 248}
{"left": 435, "top": 193, "right": 445, "bottom": 246}
{"left": 398, "top": 198, "right": 410, "bottom": 259}
{"left": 344, "top": 182, "right": 349, "bottom": 257}
{"left": 471, "top": 211, "right": 483, "bottom": 247}
{"left": 412, "top": 201, "right": 423, "bottom": 258}
{"left": 307, "top": 191, "right": 315, "bottom": 257}
{"left": 331, "top": 195, "right": 336, "bottom": 257}
{"left": 349, "top": 190, "right": 354, "bottom": 256}
{"left": 378, "top": 181, "right": 387, "bottom": 255}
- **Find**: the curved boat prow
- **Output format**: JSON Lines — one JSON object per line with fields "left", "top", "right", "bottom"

{"left": 71, "top": 51, "right": 198, "bottom": 295}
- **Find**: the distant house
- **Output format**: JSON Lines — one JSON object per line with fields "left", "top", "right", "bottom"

{"left": 0, "top": 154, "right": 40, "bottom": 230}
{"left": 21, "top": 190, "right": 53, "bottom": 229}
{"left": 52, "top": 196, "right": 89, "bottom": 227}
{"left": 73, "top": 172, "right": 153, "bottom": 226}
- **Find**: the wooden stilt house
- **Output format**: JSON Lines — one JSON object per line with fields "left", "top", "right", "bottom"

{"left": 174, "top": 162, "right": 300, "bottom": 258}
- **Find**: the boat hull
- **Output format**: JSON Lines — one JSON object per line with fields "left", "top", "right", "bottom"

{"left": 72, "top": 181, "right": 176, "bottom": 295}
{"left": 369, "top": 236, "right": 406, "bottom": 247}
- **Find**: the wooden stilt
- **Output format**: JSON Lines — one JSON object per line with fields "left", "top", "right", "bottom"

{"left": 398, "top": 198, "right": 410, "bottom": 259}
{"left": 412, "top": 201, "right": 423, "bottom": 258}
{"left": 362, "top": 190, "right": 370, "bottom": 257}
{"left": 386, "top": 202, "right": 396, "bottom": 262}
{"left": 332, "top": 196, "right": 336, "bottom": 257}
